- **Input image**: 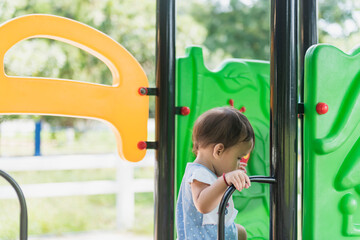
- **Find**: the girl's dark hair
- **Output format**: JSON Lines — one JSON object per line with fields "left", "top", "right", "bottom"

{"left": 192, "top": 107, "right": 255, "bottom": 154}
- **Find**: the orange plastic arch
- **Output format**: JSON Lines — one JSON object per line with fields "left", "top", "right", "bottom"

{"left": 0, "top": 14, "right": 149, "bottom": 162}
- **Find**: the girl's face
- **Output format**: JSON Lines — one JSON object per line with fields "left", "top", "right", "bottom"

{"left": 214, "top": 140, "right": 253, "bottom": 175}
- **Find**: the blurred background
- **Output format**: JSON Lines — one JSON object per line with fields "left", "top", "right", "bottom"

{"left": 0, "top": 0, "right": 359, "bottom": 239}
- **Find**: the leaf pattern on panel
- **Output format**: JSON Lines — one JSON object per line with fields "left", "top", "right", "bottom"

{"left": 208, "top": 61, "right": 258, "bottom": 93}
{"left": 315, "top": 68, "right": 360, "bottom": 154}
{"left": 246, "top": 220, "right": 269, "bottom": 240}
{"left": 234, "top": 119, "right": 269, "bottom": 212}
{"left": 335, "top": 137, "right": 360, "bottom": 191}
{"left": 339, "top": 193, "right": 360, "bottom": 236}
{"left": 257, "top": 73, "right": 270, "bottom": 120}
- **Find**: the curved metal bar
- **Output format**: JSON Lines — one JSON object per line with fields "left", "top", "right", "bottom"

{"left": 218, "top": 176, "right": 276, "bottom": 240}
{"left": 0, "top": 170, "right": 28, "bottom": 240}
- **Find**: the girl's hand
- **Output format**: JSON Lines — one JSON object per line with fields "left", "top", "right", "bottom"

{"left": 237, "top": 161, "right": 247, "bottom": 173}
{"left": 224, "top": 170, "right": 251, "bottom": 191}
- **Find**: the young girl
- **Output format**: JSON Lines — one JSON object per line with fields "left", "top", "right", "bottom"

{"left": 176, "top": 107, "right": 255, "bottom": 240}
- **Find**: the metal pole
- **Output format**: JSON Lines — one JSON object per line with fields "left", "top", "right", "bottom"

{"left": 270, "top": 0, "right": 298, "bottom": 239}
{"left": 299, "top": 0, "right": 318, "bottom": 91}
{"left": 34, "top": 120, "right": 42, "bottom": 156}
{"left": 299, "top": 0, "right": 317, "bottom": 238}
{"left": 0, "top": 170, "right": 28, "bottom": 240}
{"left": 154, "top": 0, "right": 176, "bottom": 239}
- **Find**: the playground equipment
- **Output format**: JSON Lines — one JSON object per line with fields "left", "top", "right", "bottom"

{"left": 0, "top": 14, "right": 149, "bottom": 162}
{"left": 0, "top": 13, "right": 150, "bottom": 240}
{"left": 0, "top": 0, "right": 359, "bottom": 240}
{"left": 176, "top": 46, "right": 274, "bottom": 238}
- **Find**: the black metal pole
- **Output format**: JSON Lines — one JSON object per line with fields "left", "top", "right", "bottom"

{"left": 299, "top": 0, "right": 317, "bottom": 97}
{"left": 218, "top": 176, "right": 276, "bottom": 240}
{"left": 0, "top": 170, "right": 28, "bottom": 240}
{"left": 270, "top": 0, "right": 298, "bottom": 239}
{"left": 154, "top": 0, "right": 176, "bottom": 239}
{"left": 299, "top": 0, "right": 317, "bottom": 238}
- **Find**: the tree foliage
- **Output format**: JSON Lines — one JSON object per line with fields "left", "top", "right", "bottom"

{"left": 0, "top": 0, "right": 205, "bottom": 121}
{"left": 184, "top": 0, "right": 359, "bottom": 64}
{"left": 183, "top": 0, "right": 271, "bottom": 63}
{"left": 0, "top": 0, "right": 358, "bottom": 124}
{"left": 319, "top": 0, "right": 360, "bottom": 51}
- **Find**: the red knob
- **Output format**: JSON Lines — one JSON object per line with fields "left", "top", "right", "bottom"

{"left": 316, "top": 102, "right": 328, "bottom": 115}
{"left": 138, "top": 87, "right": 148, "bottom": 96}
{"left": 239, "top": 106, "right": 246, "bottom": 113}
{"left": 181, "top": 107, "right": 190, "bottom": 116}
{"left": 137, "top": 141, "right": 147, "bottom": 150}
{"left": 229, "top": 99, "right": 234, "bottom": 107}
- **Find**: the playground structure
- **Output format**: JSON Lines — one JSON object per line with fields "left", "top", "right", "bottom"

{"left": 0, "top": 1, "right": 359, "bottom": 240}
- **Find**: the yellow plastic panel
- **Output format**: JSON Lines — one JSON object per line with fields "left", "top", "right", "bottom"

{"left": 0, "top": 14, "right": 149, "bottom": 162}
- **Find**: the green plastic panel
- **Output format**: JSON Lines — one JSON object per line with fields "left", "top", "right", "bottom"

{"left": 303, "top": 44, "right": 360, "bottom": 239}
{"left": 175, "top": 46, "right": 270, "bottom": 239}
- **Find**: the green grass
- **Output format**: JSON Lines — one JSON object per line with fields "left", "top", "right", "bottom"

{"left": 0, "top": 121, "right": 155, "bottom": 239}
{"left": 0, "top": 120, "right": 155, "bottom": 157}
{"left": 0, "top": 193, "right": 154, "bottom": 239}
{"left": 0, "top": 169, "right": 154, "bottom": 239}
{"left": 1, "top": 130, "right": 117, "bottom": 157}
{"left": 132, "top": 193, "right": 154, "bottom": 235}
{"left": 0, "top": 168, "right": 154, "bottom": 186}
{"left": 0, "top": 169, "right": 116, "bottom": 186}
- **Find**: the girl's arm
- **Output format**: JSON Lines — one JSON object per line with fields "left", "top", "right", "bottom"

{"left": 191, "top": 170, "right": 250, "bottom": 214}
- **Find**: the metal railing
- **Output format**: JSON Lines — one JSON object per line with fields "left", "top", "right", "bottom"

{"left": 218, "top": 176, "right": 276, "bottom": 240}
{"left": 0, "top": 170, "right": 28, "bottom": 240}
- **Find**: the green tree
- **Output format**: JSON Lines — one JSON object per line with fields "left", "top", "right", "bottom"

{"left": 183, "top": 0, "right": 271, "bottom": 64}
{"left": 318, "top": 0, "right": 360, "bottom": 52}
{"left": 0, "top": 0, "right": 205, "bottom": 123}
{"left": 1, "top": 0, "right": 358, "bottom": 124}
{"left": 183, "top": 0, "right": 359, "bottom": 65}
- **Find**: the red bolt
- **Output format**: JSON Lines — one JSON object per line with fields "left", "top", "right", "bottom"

{"left": 316, "top": 102, "right": 328, "bottom": 115}
{"left": 137, "top": 141, "right": 147, "bottom": 150}
{"left": 239, "top": 106, "right": 246, "bottom": 113}
{"left": 138, "top": 87, "right": 148, "bottom": 96}
{"left": 229, "top": 99, "right": 234, "bottom": 107}
{"left": 181, "top": 107, "right": 190, "bottom": 116}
